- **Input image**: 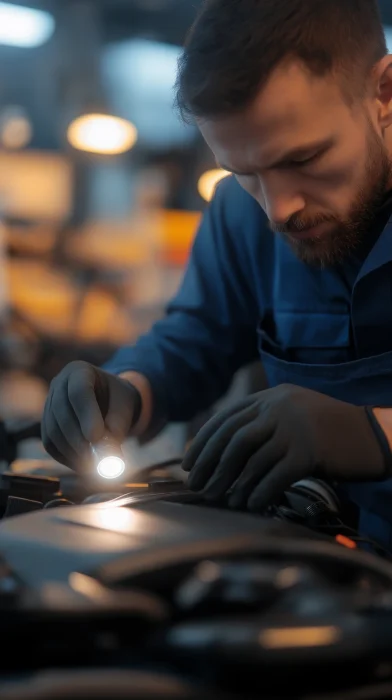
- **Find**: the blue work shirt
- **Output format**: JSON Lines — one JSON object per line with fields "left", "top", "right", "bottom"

{"left": 105, "top": 176, "right": 392, "bottom": 547}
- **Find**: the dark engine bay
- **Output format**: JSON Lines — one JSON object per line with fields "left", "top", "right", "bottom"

{"left": 0, "top": 429, "right": 392, "bottom": 699}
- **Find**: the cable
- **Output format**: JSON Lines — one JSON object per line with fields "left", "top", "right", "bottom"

{"left": 272, "top": 503, "right": 392, "bottom": 561}
{"left": 308, "top": 515, "right": 392, "bottom": 561}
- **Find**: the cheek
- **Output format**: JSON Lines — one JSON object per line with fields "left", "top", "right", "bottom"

{"left": 300, "top": 151, "right": 367, "bottom": 213}
{"left": 235, "top": 151, "right": 366, "bottom": 215}
{"left": 312, "top": 133, "right": 371, "bottom": 202}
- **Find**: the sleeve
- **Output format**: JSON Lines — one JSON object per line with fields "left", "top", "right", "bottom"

{"left": 103, "top": 177, "right": 260, "bottom": 423}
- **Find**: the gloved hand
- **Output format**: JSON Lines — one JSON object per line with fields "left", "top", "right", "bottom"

{"left": 41, "top": 361, "right": 141, "bottom": 468}
{"left": 183, "top": 384, "right": 392, "bottom": 513}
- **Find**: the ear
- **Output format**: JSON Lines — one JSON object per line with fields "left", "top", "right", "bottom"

{"left": 374, "top": 56, "right": 392, "bottom": 129}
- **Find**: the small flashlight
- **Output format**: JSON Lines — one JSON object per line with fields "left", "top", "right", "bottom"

{"left": 91, "top": 436, "right": 126, "bottom": 480}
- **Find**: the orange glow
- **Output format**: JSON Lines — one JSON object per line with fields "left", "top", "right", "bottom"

{"left": 259, "top": 626, "right": 341, "bottom": 649}
{"left": 335, "top": 534, "right": 357, "bottom": 549}
{"left": 158, "top": 210, "right": 202, "bottom": 265}
{"left": 198, "top": 168, "right": 230, "bottom": 202}
{"left": 67, "top": 114, "right": 137, "bottom": 155}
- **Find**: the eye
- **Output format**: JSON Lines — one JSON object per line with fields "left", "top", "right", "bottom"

{"left": 291, "top": 152, "right": 321, "bottom": 167}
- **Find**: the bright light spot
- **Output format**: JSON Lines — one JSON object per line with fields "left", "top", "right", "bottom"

{"left": 95, "top": 506, "right": 134, "bottom": 531}
{"left": 97, "top": 455, "right": 125, "bottom": 480}
{"left": 0, "top": 107, "right": 32, "bottom": 149}
{"left": 198, "top": 169, "right": 230, "bottom": 202}
{"left": 67, "top": 114, "right": 138, "bottom": 155}
{"left": 0, "top": 3, "right": 55, "bottom": 48}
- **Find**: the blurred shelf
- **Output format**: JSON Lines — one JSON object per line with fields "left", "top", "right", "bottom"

{"left": 7, "top": 259, "right": 136, "bottom": 345}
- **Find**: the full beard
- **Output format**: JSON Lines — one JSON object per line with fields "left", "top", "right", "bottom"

{"left": 271, "top": 127, "right": 392, "bottom": 267}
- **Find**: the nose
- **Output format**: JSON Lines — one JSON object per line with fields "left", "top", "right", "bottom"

{"left": 257, "top": 173, "right": 306, "bottom": 225}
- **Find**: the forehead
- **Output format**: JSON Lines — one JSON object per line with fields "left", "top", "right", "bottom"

{"left": 199, "top": 61, "right": 355, "bottom": 167}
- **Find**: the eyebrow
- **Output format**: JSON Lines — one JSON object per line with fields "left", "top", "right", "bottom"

{"left": 217, "top": 137, "right": 334, "bottom": 175}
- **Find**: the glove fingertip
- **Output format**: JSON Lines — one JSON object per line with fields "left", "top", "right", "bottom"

{"left": 82, "top": 417, "right": 106, "bottom": 445}
{"left": 182, "top": 444, "right": 200, "bottom": 472}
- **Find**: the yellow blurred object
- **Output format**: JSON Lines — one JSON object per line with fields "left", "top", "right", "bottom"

{"left": 7, "top": 260, "right": 135, "bottom": 344}
{"left": 59, "top": 210, "right": 201, "bottom": 271}
{"left": 65, "top": 221, "right": 150, "bottom": 270}
{"left": 73, "top": 287, "right": 134, "bottom": 344}
{"left": 157, "top": 210, "right": 201, "bottom": 265}
{"left": 259, "top": 626, "right": 341, "bottom": 649}
{"left": 67, "top": 114, "right": 138, "bottom": 155}
{"left": 198, "top": 168, "right": 230, "bottom": 202}
{"left": 0, "top": 152, "right": 72, "bottom": 221}
{"left": 8, "top": 260, "right": 78, "bottom": 337}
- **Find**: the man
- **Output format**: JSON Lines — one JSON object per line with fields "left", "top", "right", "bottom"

{"left": 42, "top": 0, "right": 392, "bottom": 547}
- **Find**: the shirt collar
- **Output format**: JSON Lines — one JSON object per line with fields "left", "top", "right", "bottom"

{"left": 354, "top": 192, "right": 392, "bottom": 284}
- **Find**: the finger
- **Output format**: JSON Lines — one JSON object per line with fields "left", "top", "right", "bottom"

{"left": 41, "top": 434, "right": 70, "bottom": 468}
{"left": 228, "top": 436, "right": 286, "bottom": 509}
{"left": 247, "top": 456, "right": 308, "bottom": 513}
{"left": 67, "top": 368, "right": 106, "bottom": 444}
{"left": 187, "top": 404, "right": 260, "bottom": 492}
{"left": 182, "top": 397, "right": 256, "bottom": 473}
{"left": 41, "top": 395, "right": 79, "bottom": 467}
{"left": 52, "top": 384, "right": 90, "bottom": 457}
{"left": 104, "top": 380, "right": 135, "bottom": 439}
{"left": 202, "top": 418, "right": 276, "bottom": 501}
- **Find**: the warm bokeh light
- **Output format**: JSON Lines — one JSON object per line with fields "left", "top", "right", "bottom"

{"left": 1, "top": 109, "right": 32, "bottom": 150}
{"left": 198, "top": 168, "right": 230, "bottom": 202}
{"left": 67, "top": 113, "right": 138, "bottom": 155}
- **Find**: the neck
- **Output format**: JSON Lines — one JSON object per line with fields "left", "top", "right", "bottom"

{"left": 384, "top": 129, "right": 392, "bottom": 190}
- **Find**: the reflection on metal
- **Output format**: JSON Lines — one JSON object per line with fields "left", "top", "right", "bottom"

{"left": 198, "top": 169, "right": 230, "bottom": 202}
{"left": 67, "top": 114, "right": 137, "bottom": 155}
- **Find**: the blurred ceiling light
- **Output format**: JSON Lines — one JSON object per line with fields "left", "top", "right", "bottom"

{"left": 67, "top": 114, "right": 138, "bottom": 156}
{"left": 0, "top": 107, "right": 32, "bottom": 150}
{"left": 103, "top": 39, "right": 196, "bottom": 148}
{"left": 384, "top": 27, "right": 392, "bottom": 53}
{"left": 198, "top": 169, "right": 230, "bottom": 202}
{"left": 0, "top": 2, "right": 55, "bottom": 48}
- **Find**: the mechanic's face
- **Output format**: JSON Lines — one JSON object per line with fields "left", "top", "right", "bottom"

{"left": 198, "top": 59, "right": 392, "bottom": 266}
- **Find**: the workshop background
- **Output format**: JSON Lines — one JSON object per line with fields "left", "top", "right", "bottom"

{"left": 1, "top": 0, "right": 392, "bottom": 463}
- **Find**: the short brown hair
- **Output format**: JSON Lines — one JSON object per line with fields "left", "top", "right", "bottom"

{"left": 175, "top": 0, "right": 388, "bottom": 122}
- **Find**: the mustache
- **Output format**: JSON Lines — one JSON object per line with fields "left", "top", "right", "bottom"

{"left": 269, "top": 214, "right": 334, "bottom": 235}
